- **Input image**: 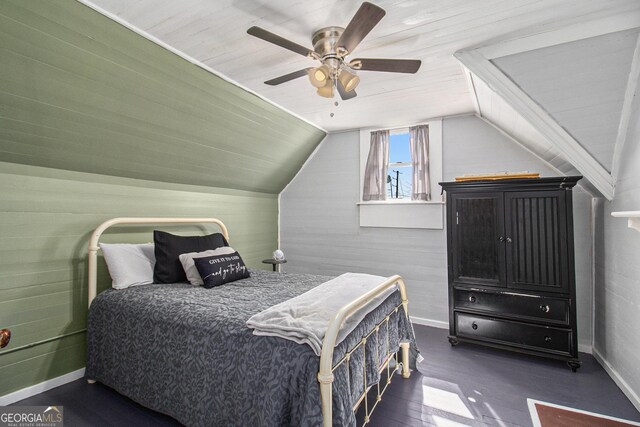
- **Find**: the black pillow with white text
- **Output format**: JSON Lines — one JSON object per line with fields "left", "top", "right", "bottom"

{"left": 194, "top": 251, "right": 250, "bottom": 288}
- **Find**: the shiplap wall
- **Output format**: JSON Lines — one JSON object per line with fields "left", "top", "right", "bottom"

{"left": 596, "top": 87, "right": 640, "bottom": 406}
{"left": 280, "top": 115, "right": 594, "bottom": 348}
{"left": 0, "top": 0, "right": 322, "bottom": 397}
{"left": 0, "top": 162, "right": 277, "bottom": 396}
{"left": 0, "top": 0, "right": 325, "bottom": 194}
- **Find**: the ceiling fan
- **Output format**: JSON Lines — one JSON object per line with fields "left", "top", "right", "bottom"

{"left": 247, "top": 2, "right": 421, "bottom": 100}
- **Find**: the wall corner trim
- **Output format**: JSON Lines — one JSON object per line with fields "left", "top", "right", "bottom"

{"left": 0, "top": 368, "right": 86, "bottom": 406}
{"left": 593, "top": 348, "right": 640, "bottom": 413}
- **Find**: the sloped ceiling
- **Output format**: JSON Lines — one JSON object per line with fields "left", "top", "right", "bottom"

{"left": 77, "top": 0, "right": 640, "bottom": 197}
{"left": 456, "top": 14, "right": 640, "bottom": 200}
{"left": 83, "top": 0, "right": 640, "bottom": 132}
{"left": 492, "top": 28, "right": 640, "bottom": 174}
{"left": 0, "top": 0, "right": 326, "bottom": 194}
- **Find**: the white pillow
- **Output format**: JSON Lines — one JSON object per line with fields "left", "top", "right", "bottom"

{"left": 179, "top": 246, "right": 236, "bottom": 286}
{"left": 100, "top": 243, "right": 155, "bottom": 290}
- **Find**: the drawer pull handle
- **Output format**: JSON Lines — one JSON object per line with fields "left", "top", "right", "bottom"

{"left": 469, "top": 295, "right": 476, "bottom": 303}
{"left": 471, "top": 322, "right": 478, "bottom": 330}
{"left": 540, "top": 304, "right": 550, "bottom": 313}
{"left": 498, "top": 236, "right": 505, "bottom": 242}
{"left": 505, "top": 237, "right": 512, "bottom": 243}
{"left": 544, "top": 336, "right": 552, "bottom": 343}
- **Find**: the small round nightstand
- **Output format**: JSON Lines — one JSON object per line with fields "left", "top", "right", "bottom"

{"left": 262, "top": 259, "right": 287, "bottom": 272}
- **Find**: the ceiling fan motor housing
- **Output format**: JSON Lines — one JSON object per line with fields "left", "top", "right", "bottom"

{"left": 312, "top": 26, "right": 345, "bottom": 59}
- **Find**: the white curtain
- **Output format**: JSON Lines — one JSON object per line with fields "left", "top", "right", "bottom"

{"left": 409, "top": 125, "right": 430, "bottom": 201}
{"left": 362, "top": 130, "right": 390, "bottom": 201}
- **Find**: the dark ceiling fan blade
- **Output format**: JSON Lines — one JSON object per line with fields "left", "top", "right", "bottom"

{"left": 336, "top": 79, "right": 357, "bottom": 100}
{"left": 336, "top": 2, "right": 386, "bottom": 54}
{"left": 247, "top": 26, "right": 313, "bottom": 57}
{"left": 264, "top": 68, "right": 311, "bottom": 86}
{"left": 350, "top": 58, "right": 421, "bottom": 73}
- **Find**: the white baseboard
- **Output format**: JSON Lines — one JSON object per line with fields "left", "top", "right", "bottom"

{"left": 593, "top": 347, "right": 640, "bottom": 413}
{"left": 0, "top": 368, "right": 86, "bottom": 406}
{"left": 411, "top": 316, "right": 449, "bottom": 329}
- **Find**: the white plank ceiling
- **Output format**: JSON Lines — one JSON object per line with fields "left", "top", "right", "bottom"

{"left": 85, "top": 0, "right": 640, "bottom": 132}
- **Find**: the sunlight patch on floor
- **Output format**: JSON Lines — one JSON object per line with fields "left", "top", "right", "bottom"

{"left": 422, "top": 385, "right": 474, "bottom": 419}
{"left": 431, "top": 414, "right": 474, "bottom": 427}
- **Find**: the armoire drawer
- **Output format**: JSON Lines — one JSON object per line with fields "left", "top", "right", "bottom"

{"left": 454, "top": 312, "right": 572, "bottom": 356}
{"left": 453, "top": 288, "right": 569, "bottom": 325}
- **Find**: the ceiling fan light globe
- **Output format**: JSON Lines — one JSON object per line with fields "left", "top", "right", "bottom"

{"left": 317, "top": 80, "right": 334, "bottom": 98}
{"left": 308, "top": 65, "right": 330, "bottom": 88}
{"left": 338, "top": 70, "right": 360, "bottom": 92}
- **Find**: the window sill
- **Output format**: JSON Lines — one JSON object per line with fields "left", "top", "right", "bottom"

{"left": 358, "top": 201, "right": 444, "bottom": 229}
{"left": 357, "top": 200, "right": 445, "bottom": 206}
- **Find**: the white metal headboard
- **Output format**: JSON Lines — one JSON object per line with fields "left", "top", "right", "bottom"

{"left": 87, "top": 217, "right": 229, "bottom": 307}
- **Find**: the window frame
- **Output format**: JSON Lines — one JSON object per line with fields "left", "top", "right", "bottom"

{"left": 386, "top": 128, "right": 412, "bottom": 200}
{"left": 358, "top": 119, "right": 444, "bottom": 229}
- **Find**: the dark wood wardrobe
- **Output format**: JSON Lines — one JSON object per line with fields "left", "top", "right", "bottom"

{"left": 440, "top": 176, "right": 582, "bottom": 371}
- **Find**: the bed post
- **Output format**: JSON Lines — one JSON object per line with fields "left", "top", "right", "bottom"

{"left": 400, "top": 342, "right": 411, "bottom": 379}
{"left": 88, "top": 244, "right": 99, "bottom": 307}
{"left": 399, "top": 286, "right": 411, "bottom": 379}
{"left": 318, "top": 372, "right": 334, "bottom": 427}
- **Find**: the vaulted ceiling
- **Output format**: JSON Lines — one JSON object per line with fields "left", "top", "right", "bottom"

{"left": 82, "top": 0, "right": 640, "bottom": 198}
{"left": 83, "top": 0, "right": 637, "bottom": 131}
{"left": 456, "top": 13, "right": 640, "bottom": 200}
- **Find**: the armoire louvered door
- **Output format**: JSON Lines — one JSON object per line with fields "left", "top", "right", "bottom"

{"left": 504, "top": 191, "right": 569, "bottom": 294}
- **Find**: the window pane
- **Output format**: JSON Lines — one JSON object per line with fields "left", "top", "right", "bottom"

{"left": 389, "top": 132, "right": 411, "bottom": 163}
{"left": 386, "top": 165, "right": 412, "bottom": 199}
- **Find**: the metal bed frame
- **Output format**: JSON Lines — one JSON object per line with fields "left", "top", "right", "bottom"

{"left": 86, "top": 217, "right": 412, "bottom": 427}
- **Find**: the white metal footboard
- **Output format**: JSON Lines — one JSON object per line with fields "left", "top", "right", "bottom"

{"left": 318, "top": 275, "right": 411, "bottom": 427}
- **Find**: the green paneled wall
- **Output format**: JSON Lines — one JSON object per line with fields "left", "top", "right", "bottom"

{"left": 0, "top": 0, "right": 324, "bottom": 397}
{"left": 0, "top": 162, "right": 278, "bottom": 396}
{"left": 0, "top": 0, "right": 325, "bottom": 193}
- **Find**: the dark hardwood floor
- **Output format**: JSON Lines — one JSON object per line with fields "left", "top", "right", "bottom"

{"left": 12, "top": 325, "right": 640, "bottom": 426}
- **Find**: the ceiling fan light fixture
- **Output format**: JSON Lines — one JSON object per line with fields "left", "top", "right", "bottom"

{"left": 308, "top": 65, "right": 330, "bottom": 88}
{"left": 317, "top": 79, "right": 334, "bottom": 98}
{"left": 338, "top": 69, "right": 360, "bottom": 92}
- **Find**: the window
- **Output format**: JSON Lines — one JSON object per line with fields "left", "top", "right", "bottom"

{"left": 358, "top": 119, "right": 444, "bottom": 229}
{"left": 387, "top": 130, "right": 412, "bottom": 199}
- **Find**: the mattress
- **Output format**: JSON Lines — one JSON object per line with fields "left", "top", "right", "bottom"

{"left": 86, "top": 269, "right": 417, "bottom": 426}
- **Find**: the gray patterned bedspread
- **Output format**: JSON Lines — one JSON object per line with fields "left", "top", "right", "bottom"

{"left": 86, "top": 270, "right": 418, "bottom": 426}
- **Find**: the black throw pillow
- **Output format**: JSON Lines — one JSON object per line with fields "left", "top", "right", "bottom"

{"left": 194, "top": 251, "right": 250, "bottom": 289}
{"left": 153, "top": 230, "right": 228, "bottom": 283}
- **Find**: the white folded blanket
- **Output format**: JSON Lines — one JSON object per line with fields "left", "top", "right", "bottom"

{"left": 246, "top": 273, "right": 397, "bottom": 356}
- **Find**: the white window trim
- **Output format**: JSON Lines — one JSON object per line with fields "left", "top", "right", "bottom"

{"left": 358, "top": 119, "right": 444, "bottom": 229}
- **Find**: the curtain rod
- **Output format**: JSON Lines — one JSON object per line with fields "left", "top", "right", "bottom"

{"left": 371, "top": 122, "right": 428, "bottom": 133}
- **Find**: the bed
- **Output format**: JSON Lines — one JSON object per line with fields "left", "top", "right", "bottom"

{"left": 85, "top": 217, "right": 418, "bottom": 426}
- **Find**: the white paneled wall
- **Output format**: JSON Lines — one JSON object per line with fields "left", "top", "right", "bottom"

{"left": 281, "top": 115, "right": 594, "bottom": 348}
{"left": 596, "top": 86, "right": 640, "bottom": 410}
